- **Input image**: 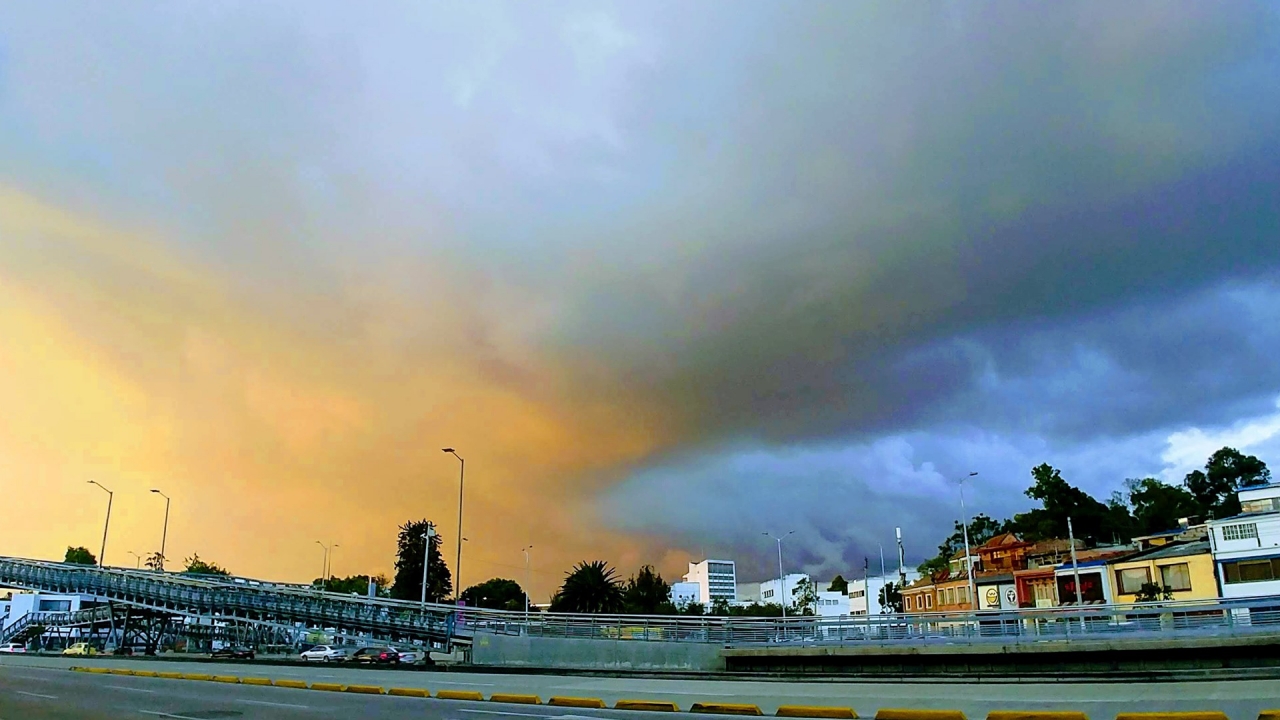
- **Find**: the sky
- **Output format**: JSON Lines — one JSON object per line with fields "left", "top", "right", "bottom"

{"left": 2, "top": 2, "right": 1280, "bottom": 599}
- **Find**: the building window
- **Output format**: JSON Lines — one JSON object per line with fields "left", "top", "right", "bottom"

{"left": 1160, "top": 563, "right": 1192, "bottom": 592}
{"left": 1241, "top": 498, "right": 1280, "bottom": 514}
{"left": 1222, "top": 558, "right": 1280, "bottom": 584}
{"left": 1116, "top": 567, "right": 1152, "bottom": 595}
{"left": 38, "top": 600, "right": 72, "bottom": 612}
{"left": 925, "top": 595, "right": 932, "bottom": 609}
{"left": 1222, "top": 523, "right": 1260, "bottom": 542}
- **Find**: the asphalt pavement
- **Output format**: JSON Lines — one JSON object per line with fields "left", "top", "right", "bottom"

{"left": 4, "top": 655, "right": 1280, "bottom": 719}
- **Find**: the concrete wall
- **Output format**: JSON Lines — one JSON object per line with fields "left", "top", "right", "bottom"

{"left": 470, "top": 632, "right": 725, "bottom": 672}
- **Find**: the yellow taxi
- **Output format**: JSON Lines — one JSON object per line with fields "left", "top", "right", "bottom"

{"left": 62, "top": 642, "right": 98, "bottom": 656}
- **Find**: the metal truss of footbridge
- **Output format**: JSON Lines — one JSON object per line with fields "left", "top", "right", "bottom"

{"left": 0, "top": 557, "right": 460, "bottom": 647}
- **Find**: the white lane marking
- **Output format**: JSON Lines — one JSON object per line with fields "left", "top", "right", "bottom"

{"left": 15, "top": 691, "right": 58, "bottom": 699}
{"left": 140, "top": 712, "right": 209, "bottom": 720}
{"left": 4, "top": 674, "right": 52, "bottom": 681}
{"left": 237, "top": 699, "right": 312, "bottom": 710}
{"left": 106, "top": 685, "right": 156, "bottom": 693}
{"left": 440, "top": 681, "right": 497, "bottom": 686}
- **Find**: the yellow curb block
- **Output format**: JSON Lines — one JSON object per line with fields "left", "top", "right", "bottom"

{"left": 213, "top": 676, "right": 241, "bottom": 684}
{"left": 310, "top": 682, "right": 347, "bottom": 692}
{"left": 777, "top": 707, "right": 858, "bottom": 719}
{"left": 1258, "top": 712, "right": 1280, "bottom": 720}
{"left": 988, "top": 707, "right": 1090, "bottom": 712}
{"left": 876, "top": 711, "right": 967, "bottom": 720}
{"left": 345, "top": 685, "right": 385, "bottom": 695}
{"left": 491, "top": 694, "right": 542, "bottom": 705}
{"left": 273, "top": 679, "right": 309, "bottom": 689}
{"left": 616, "top": 700, "right": 681, "bottom": 712}
{"left": 241, "top": 678, "right": 272, "bottom": 686}
{"left": 88, "top": 667, "right": 111, "bottom": 674}
{"left": 988, "top": 714, "right": 1088, "bottom": 720}
{"left": 692, "top": 703, "right": 763, "bottom": 716}
{"left": 389, "top": 688, "right": 431, "bottom": 698}
{"left": 132, "top": 671, "right": 158, "bottom": 678}
{"left": 157, "top": 672, "right": 184, "bottom": 679}
{"left": 109, "top": 668, "right": 135, "bottom": 676}
{"left": 181, "top": 673, "right": 214, "bottom": 681}
{"left": 1116, "top": 715, "right": 1227, "bottom": 720}
{"left": 437, "top": 690, "right": 486, "bottom": 701}
{"left": 550, "top": 697, "right": 608, "bottom": 709}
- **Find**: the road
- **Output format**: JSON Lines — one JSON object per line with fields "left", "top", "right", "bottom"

{"left": 3, "top": 655, "right": 1280, "bottom": 719}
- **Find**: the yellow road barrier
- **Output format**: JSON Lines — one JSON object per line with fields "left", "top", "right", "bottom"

{"left": 550, "top": 697, "right": 608, "bottom": 709}
{"left": 1258, "top": 712, "right": 1280, "bottom": 720}
{"left": 692, "top": 703, "right": 764, "bottom": 716}
{"left": 241, "top": 677, "right": 272, "bottom": 686}
{"left": 1115, "top": 714, "right": 1228, "bottom": 720}
{"left": 272, "top": 679, "right": 308, "bottom": 689}
{"left": 212, "top": 675, "right": 241, "bottom": 684}
{"left": 181, "top": 673, "right": 214, "bottom": 681}
{"left": 389, "top": 688, "right": 431, "bottom": 698}
{"left": 157, "top": 671, "right": 184, "bottom": 679}
{"left": 87, "top": 667, "right": 111, "bottom": 674}
{"left": 345, "top": 685, "right": 385, "bottom": 695}
{"left": 132, "top": 670, "right": 158, "bottom": 678}
{"left": 491, "top": 694, "right": 542, "bottom": 705}
{"left": 615, "top": 700, "right": 681, "bottom": 712}
{"left": 310, "top": 682, "right": 347, "bottom": 692}
{"left": 437, "top": 690, "right": 486, "bottom": 701}
{"left": 876, "top": 710, "right": 967, "bottom": 720}
{"left": 777, "top": 706, "right": 858, "bottom": 719}
{"left": 108, "top": 668, "right": 135, "bottom": 676}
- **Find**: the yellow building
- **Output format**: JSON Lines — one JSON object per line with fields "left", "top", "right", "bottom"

{"left": 1108, "top": 540, "right": 1218, "bottom": 603}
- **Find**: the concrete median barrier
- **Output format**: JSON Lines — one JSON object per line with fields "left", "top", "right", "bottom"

{"left": 388, "top": 687, "right": 431, "bottom": 698}
{"left": 1115, "top": 715, "right": 1227, "bottom": 720}
{"left": 181, "top": 673, "right": 214, "bottom": 681}
{"left": 157, "top": 671, "right": 184, "bottom": 679}
{"left": 550, "top": 697, "right": 607, "bottom": 709}
{"left": 132, "top": 670, "right": 158, "bottom": 678}
{"left": 692, "top": 703, "right": 764, "bottom": 716}
{"left": 108, "top": 668, "right": 135, "bottom": 676}
{"left": 1258, "top": 712, "right": 1280, "bottom": 720}
{"left": 437, "top": 690, "right": 486, "bottom": 701}
{"left": 776, "top": 706, "right": 858, "bottom": 718}
{"left": 212, "top": 675, "right": 241, "bottom": 684}
{"left": 272, "top": 679, "right": 308, "bottom": 689}
{"left": 988, "top": 707, "right": 1090, "bottom": 712}
{"left": 491, "top": 694, "right": 542, "bottom": 705}
{"left": 241, "top": 677, "right": 272, "bottom": 686}
{"left": 876, "top": 710, "right": 967, "bottom": 720}
{"left": 310, "top": 682, "right": 347, "bottom": 692}
{"left": 345, "top": 685, "right": 385, "bottom": 695}
{"left": 615, "top": 700, "right": 681, "bottom": 712}
{"left": 87, "top": 667, "right": 111, "bottom": 674}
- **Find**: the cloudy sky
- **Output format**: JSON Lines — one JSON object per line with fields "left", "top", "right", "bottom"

{"left": 2, "top": 2, "right": 1279, "bottom": 597}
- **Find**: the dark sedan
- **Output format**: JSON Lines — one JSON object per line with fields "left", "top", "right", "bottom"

{"left": 210, "top": 645, "right": 255, "bottom": 660}
{"left": 346, "top": 646, "right": 399, "bottom": 665}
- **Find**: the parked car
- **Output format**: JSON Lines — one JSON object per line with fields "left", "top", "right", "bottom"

{"left": 0, "top": 642, "right": 26, "bottom": 653}
{"left": 347, "top": 646, "right": 399, "bottom": 665}
{"left": 299, "top": 644, "right": 347, "bottom": 662}
{"left": 211, "top": 645, "right": 255, "bottom": 660}
{"left": 63, "top": 642, "right": 98, "bottom": 656}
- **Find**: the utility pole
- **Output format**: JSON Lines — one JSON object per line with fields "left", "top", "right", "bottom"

{"left": 959, "top": 472, "right": 978, "bottom": 609}
{"left": 88, "top": 481, "right": 113, "bottom": 568}
{"left": 150, "top": 489, "right": 171, "bottom": 571}
{"left": 1068, "top": 517, "right": 1082, "bottom": 606}
{"left": 763, "top": 531, "right": 794, "bottom": 619}
{"left": 523, "top": 545, "right": 533, "bottom": 628}
{"left": 315, "top": 541, "right": 329, "bottom": 592}
{"left": 420, "top": 522, "right": 437, "bottom": 608}
{"left": 443, "top": 449, "right": 465, "bottom": 600}
{"left": 878, "top": 543, "right": 886, "bottom": 614}
{"left": 895, "top": 527, "right": 907, "bottom": 591}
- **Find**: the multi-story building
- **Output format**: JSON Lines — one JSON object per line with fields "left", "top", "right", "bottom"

{"left": 849, "top": 571, "right": 922, "bottom": 615}
{"left": 758, "top": 573, "right": 809, "bottom": 607}
{"left": 1108, "top": 540, "right": 1216, "bottom": 603}
{"left": 1208, "top": 483, "right": 1280, "bottom": 598}
{"left": 668, "top": 581, "right": 701, "bottom": 609}
{"left": 1014, "top": 538, "right": 1083, "bottom": 608}
{"left": 902, "top": 577, "right": 936, "bottom": 613}
{"left": 683, "top": 559, "right": 738, "bottom": 606}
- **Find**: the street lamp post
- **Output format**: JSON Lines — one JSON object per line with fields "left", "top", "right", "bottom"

{"left": 522, "top": 545, "right": 533, "bottom": 627}
{"left": 959, "top": 471, "right": 979, "bottom": 610}
{"left": 763, "top": 531, "right": 794, "bottom": 619}
{"left": 315, "top": 541, "right": 329, "bottom": 591}
{"left": 328, "top": 543, "right": 339, "bottom": 584}
{"left": 128, "top": 551, "right": 142, "bottom": 569}
{"left": 88, "top": 481, "right": 113, "bottom": 568}
{"left": 150, "top": 489, "right": 170, "bottom": 571}
{"left": 442, "top": 448, "right": 465, "bottom": 600}
{"left": 420, "top": 522, "right": 437, "bottom": 608}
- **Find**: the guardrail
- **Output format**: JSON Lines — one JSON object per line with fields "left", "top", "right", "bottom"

{"left": 6, "top": 556, "right": 1280, "bottom": 649}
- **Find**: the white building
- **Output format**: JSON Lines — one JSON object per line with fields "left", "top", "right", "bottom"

{"left": 735, "top": 583, "right": 761, "bottom": 605}
{"left": 669, "top": 581, "right": 701, "bottom": 609}
{"left": 1209, "top": 483, "right": 1280, "bottom": 598}
{"left": 683, "top": 559, "right": 737, "bottom": 606}
{"left": 815, "top": 590, "right": 848, "bottom": 618}
{"left": 848, "top": 571, "right": 922, "bottom": 615}
{"left": 758, "top": 573, "right": 810, "bottom": 607}
{"left": 1, "top": 592, "right": 97, "bottom": 632}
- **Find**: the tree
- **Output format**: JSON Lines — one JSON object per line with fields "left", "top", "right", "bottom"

{"left": 317, "top": 574, "right": 391, "bottom": 597}
{"left": 461, "top": 578, "right": 529, "bottom": 611}
{"left": 879, "top": 581, "right": 904, "bottom": 613}
{"left": 144, "top": 552, "right": 164, "bottom": 571}
{"left": 623, "top": 565, "right": 672, "bottom": 615}
{"left": 1186, "top": 447, "right": 1272, "bottom": 519}
{"left": 64, "top": 546, "right": 96, "bottom": 566}
{"left": 1007, "top": 464, "right": 1123, "bottom": 546}
{"left": 727, "top": 602, "right": 784, "bottom": 617}
{"left": 182, "top": 553, "right": 230, "bottom": 576}
{"left": 390, "top": 519, "right": 453, "bottom": 602}
{"left": 792, "top": 577, "right": 818, "bottom": 615}
{"left": 681, "top": 601, "right": 706, "bottom": 616}
{"left": 549, "top": 561, "right": 623, "bottom": 614}
{"left": 1125, "top": 478, "right": 1201, "bottom": 535}
{"left": 828, "top": 575, "right": 849, "bottom": 594}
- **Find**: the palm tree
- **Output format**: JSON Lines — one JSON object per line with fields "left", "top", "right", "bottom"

{"left": 550, "top": 561, "right": 624, "bottom": 613}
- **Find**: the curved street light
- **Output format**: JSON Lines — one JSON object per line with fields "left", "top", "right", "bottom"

{"left": 150, "top": 489, "right": 170, "bottom": 571}
{"left": 87, "top": 480, "right": 113, "bottom": 568}
{"left": 443, "top": 448, "right": 465, "bottom": 600}
{"left": 763, "top": 530, "right": 795, "bottom": 618}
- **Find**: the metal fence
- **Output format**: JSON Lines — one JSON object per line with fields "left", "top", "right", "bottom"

{"left": 5, "top": 556, "right": 1280, "bottom": 649}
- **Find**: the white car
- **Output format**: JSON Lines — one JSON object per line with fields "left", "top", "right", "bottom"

{"left": 0, "top": 642, "right": 26, "bottom": 653}
{"left": 394, "top": 647, "right": 422, "bottom": 664}
{"left": 299, "top": 645, "right": 347, "bottom": 662}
